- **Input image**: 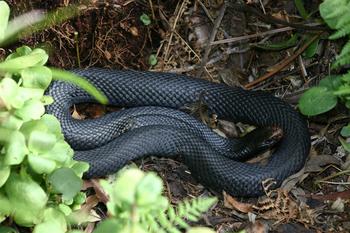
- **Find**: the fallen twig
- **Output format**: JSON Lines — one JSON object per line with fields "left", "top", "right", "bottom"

{"left": 244, "top": 32, "right": 323, "bottom": 89}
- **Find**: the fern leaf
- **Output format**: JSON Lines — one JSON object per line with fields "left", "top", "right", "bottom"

{"left": 335, "top": 3, "right": 350, "bottom": 28}
{"left": 144, "top": 214, "right": 163, "bottom": 233}
{"left": 341, "top": 71, "right": 350, "bottom": 83}
{"left": 140, "top": 197, "right": 217, "bottom": 233}
{"left": 332, "top": 53, "right": 350, "bottom": 68}
{"left": 320, "top": 0, "right": 349, "bottom": 29}
{"left": 341, "top": 40, "right": 350, "bottom": 55}
{"left": 168, "top": 226, "right": 182, "bottom": 233}
{"left": 195, "top": 197, "right": 218, "bottom": 212}
{"left": 177, "top": 202, "right": 186, "bottom": 216}
{"left": 167, "top": 206, "right": 176, "bottom": 222}
{"left": 158, "top": 212, "right": 178, "bottom": 233}
{"left": 173, "top": 216, "right": 189, "bottom": 229}
{"left": 329, "top": 24, "right": 350, "bottom": 39}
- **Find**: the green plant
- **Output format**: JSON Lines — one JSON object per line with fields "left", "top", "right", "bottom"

{"left": 299, "top": 0, "right": 350, "bottom": 150}
{"left": 319, "top": 0, "right": 350, "bottom": 68}
{"left": 140, "top": 13, "right": 151, "bottom": 26}
{"left": 0, "top": 1, "right": 109, "bottom": 232}
{"left": 0, "top": 45, "right": 88, "bottom": 233}
{"left": 93, "top": 168, "right": 217, "bottom": 233}
{"left": 0, "top": 2, "right": 217, "bottom": 233}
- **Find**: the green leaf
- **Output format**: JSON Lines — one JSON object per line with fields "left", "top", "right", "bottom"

{"left": 254, "top": 34, "right": 298, "bottom": 51}
{"left": 4, "top": 130, "right": 27, "bottom": 165}
{"left": 0, "top": 165, "right": 10, "bottom": 188}
{"left": 136, "top": 172, "right": 163, "bottom": 206}
{"left": 149, "top": 54, "right": 158, "bottom": 66}
{"left": 51, "top": 68, "right": 108, "bottom": 105}
{"left": 93, "top": 219, "right": 122, "bottom": 233}
{"left": 15, "top": 45, "right": 33, "bottom": 56}
{"left": 42, "top": 95, "right": 54, "bottom": 105}
{"left": 0, "top": 113, "right": 23, "bottom": 130}
{"left": 319, "top": 75, "right": 342, "bottom": 91}
{"left": 18, "top": 87, "right": 45, "bottom": 102}
{"left": 299, "top": 87, "right": 338, "bottom": 116}
{"left": 28, "top": 153, "right": 57, "bottom": 174}
{"left": 41, "top": 114, "right": 62, "bottom": 137}
{"left": 341, "top": 71, "right": 350, "bottom": 83}
{"left": 41, "top": 141, "right": 73, "bottom": 163}
{"left": 58, "top": 204, "right": 72, "bottom": 216}
{"left": 113, "top": 168, "right": 145, "bottom": 205}
{"left": 20, "top": 119, "right": 47, "bottom": 138}
{"left": 49, "top": 167, "right": 83, "bottom": 201}
{"left": 341, "top": 124, "right": 350, "bottom": 137}
{"left": 187, "top": 227, "right": 215, "bottom": 233}
{"left": 14, "top": 99, "right": 45, "bottom": 121}
{"left": 28, "top": 130, "right": 56, "bottom": 152}
{"left": 303, "top": 37, "right": 320, "bottom": 58}
{"left": 0, "top": 192, "right": 11, "bottom": 217}
{"left": 339, "top": 137, "right": 350, "bottom": 152}
{"left": 0, "top": 1, "right": 10, "bottom": 41}
{"left": 333, "top": 85, "right": 350, "bottom": 96}
{"left": 5, "top": 173, "right": 48, "bottom": 226}
{"left": 319, "top": 0, "right": 348, "bottom": 29}
{"left": 28, "top": 130, "right": 56, "bottom": 153}
{"left": 0, "top": 53, "right": 46, "bottom": 72}
{"left": 33, "top": 220, "right": 65, "bottom": 233}
{"left": 294, "top": 0, "right": 309, "bottom": 19}
{"left": 21, "top": 66, "right": 52, "bottom": 89}
{"left": 73, "top": 192, "right": 86, "bottom": 205}
{"left": 33, "top": 208, "right": 68, "bottom": 233}
{"left": 30, "top": 48, "right": 49, "bottom": 66}
{"left": 140, "top": 13, "right": 151, "bottom": 26}
{"left": 0, "top": 226, "right": 18, "bottom": 233}
{"left": 70, "top": 161, "right": 89, "bottom": 177}
{"left": 0, "top": 77, "right": 23, "bottom": 109}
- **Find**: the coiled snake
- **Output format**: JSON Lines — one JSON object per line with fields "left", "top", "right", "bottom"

{"left": 46, "top": 68, "right": 310, "bottom": 197}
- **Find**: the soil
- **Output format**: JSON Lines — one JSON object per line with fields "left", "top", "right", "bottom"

{"left": 2, "top": 0, "right": 350, "bottom": 232}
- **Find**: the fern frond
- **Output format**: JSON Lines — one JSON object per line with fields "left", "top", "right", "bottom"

{"left": 329, "top": 24, "right": 350, "bottom": 39}
{"left": 341, "top": 71, "right": 350, "bottom": 83}
{"left": 140, "top": 197, "right": 217, "bottom": 233}
{"left": 341, "top": 40, "right": 350, "bottom": 55}
{"left": 320, "top": 0, "right": 349, "bottom": 29}
{"left": 332, "top": 53, "right": 350, "bottom": 68}
{"left": 320, "top": 0, "right": 350, "bottom": 68}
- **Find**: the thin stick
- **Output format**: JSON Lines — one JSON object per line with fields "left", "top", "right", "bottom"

{"left": 244, "top": 32, "right": 323, "bottom": 89}
{"left": 197, "top": 2, "right": 226, "bottom": 77}
{"left": 211, "top": 26, "right": 294, "bottom": 45}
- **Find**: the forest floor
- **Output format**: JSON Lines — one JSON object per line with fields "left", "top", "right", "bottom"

{"left": 4, "top": 0, "right": 350, "bottom": 232}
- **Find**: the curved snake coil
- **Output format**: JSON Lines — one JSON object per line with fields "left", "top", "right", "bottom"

{"left": 45, "top": 68, "right": 310, "bottom": 197}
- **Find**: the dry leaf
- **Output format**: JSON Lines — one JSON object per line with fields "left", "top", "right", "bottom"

{"left": 304, "top": 154, "right": 340, "bottom": 173}
{"left": 223, "top": 191, "right": 253, "bottom": 213}
{"left": 281, "top": 167, "right": 308, "bottom": 192}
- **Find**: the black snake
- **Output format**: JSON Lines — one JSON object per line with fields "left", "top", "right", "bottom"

{"left": 45, "top": 68, "right": 310, "bottom": 197}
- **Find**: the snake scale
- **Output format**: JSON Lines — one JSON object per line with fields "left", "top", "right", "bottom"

{"left": 45, "top": 68, "right": 310, "bottom": 197}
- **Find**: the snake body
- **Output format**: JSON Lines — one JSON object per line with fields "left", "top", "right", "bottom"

{"left": 46, "top": 68, "right": 310, "bottom": 197}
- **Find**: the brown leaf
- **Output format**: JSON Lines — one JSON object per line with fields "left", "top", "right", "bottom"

{"left": 129, "top": 26, "right": 139, "bottom": 37}
{"left": 245, "top": 221, "right": 269, "bottom": 233}
{"left": 281, "top": 167, "right": 309, "bottom": 193}
{"left": 304, "top": 154, "right": 340, "bottom": 173}
{"left": 91, "top": 179, "right": 110, "bottom": 204}
{"left": 223, "top": 191, "right": 253, "bottom": 213}
{"left": 71, "top": 105, "right": 85, "bottom": 120}
{"left": 307, "top": 190, "right": 350, "bottom": 201}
